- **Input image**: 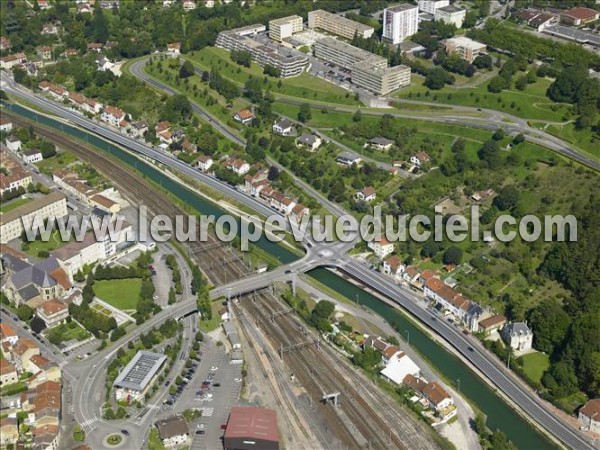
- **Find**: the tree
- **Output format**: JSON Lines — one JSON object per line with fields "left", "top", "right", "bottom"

{"left": 473, "top": 54, "right": 492, "bottom": 69}
{"left": 17, "top": 305, "right": 33, "bottom": 322}
{"left": 493, "top": 185, "right": 520, "bottom": 211}
{"left": 168, "top": 288, "right": 176, "bottom": 305}
{"left": 512, "top": 133, "right": 525, "bottom": 145}
{"left": 90, "top": 7, "right": 109, "bottom": 43}
{"left": 478, "top": 139, "right": 502, "bottom": 169}
{"left": 353, "top": 109, "right": 362, "bottom": 122}
{"left": 528, "top": 299, "right": 571, "bottom": 354}
{"left": 489, "top": 75, "right": 510, "bottom": 93}
{"left": 179, "top": 60, "right": 195, "bottom": 79}
{"left": 492, "top": 129, "right": 505, "bottom": 141}
{"left": 297, "top": 103, "right": 311, "bottom": 123}
{"left": 443, "top": 246, "right": 463, "bottom": 265}
{"left": 424, "top": 67, "right": 455, "bottom": 90}
{"left": 30, "top": 316, "right": 46, "bottom": 334}
{"left": 162, "top": 94, "right": 192, "bottom": 121}
{"left": 515, "top": 75, "right": 527, "bottom": 91}
{"left": 263, "top": 64, "right": 281, "bottom": 77}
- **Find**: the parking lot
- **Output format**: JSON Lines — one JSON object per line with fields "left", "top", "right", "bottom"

{"left": 159, "top": 336, "right": 242, "bottom": 450}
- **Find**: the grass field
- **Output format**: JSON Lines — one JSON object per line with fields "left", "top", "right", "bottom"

{"left": 545, "top": 123, "right": 600, "bottom": 161}
{"left": 23, "top": 229, "right": 71, "bottom": 257}
{"left": 93, "top": 278, "right": 142, "bottom": 311}
{"left": 0, "top": 196, "right": 32, "bottom": 213}
{"left": 36, "top": 151, "right": 77, "bottom": 176}
{"left": 47, "top": 321, "right": 89, "bottom": 343}
{"left": 397, "top": 74, "right": 573, "bottom": 122}
{"left": 520, "top": 352, "right": 550, "bottom": 383}
{"left": 186, "top": 46, "right": 358, "bottom": 105}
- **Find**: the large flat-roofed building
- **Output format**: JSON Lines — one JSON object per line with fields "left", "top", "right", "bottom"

{"left": 435, "top": 4, "right": 467, "bottom": 28}
{"left": 113, "top": 351, "right": 167, "bottom": 403}
{"left": 444, "top": 36, "right": 486, "bottom": 63}
{"left": 269, "top": 15, "right": 303, "bottom": 42}
{"left": 314, "top": 37, "right": 386, "bottom": 70}
{"left": 0, "top": 191, "right": 68, "bottom": 244}
{"left": 314, "top": 38, "right": 411, "bottom": 95}
{"left": 419, "top": 0, "right": 449, "bottom": 15}
{"left": 308, "top": 9, "right": 374, "bottom": 40}
{"left": 216, "top": 25, "right": 308, "bottom": 77}
{"left": 352, "top": 62, "right": 411, "bottom": 95}
{"left": 224, "top": 406, "right": 279, "bottom": 450}
{"left": 383, "top": 3, "right": 419, "bottom": 45}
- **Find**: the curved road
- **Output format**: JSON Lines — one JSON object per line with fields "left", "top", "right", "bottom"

{"left": 2, "top": 73, "right": 594, "bottom": 449}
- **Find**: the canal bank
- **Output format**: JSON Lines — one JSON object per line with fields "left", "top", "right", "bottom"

{"left": 5, "top": 101, "right": 553, "bottom": 449}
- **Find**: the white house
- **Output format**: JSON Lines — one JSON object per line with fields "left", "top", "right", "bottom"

{"left": 336, "top": 151, "right": 362, "bottom": 166}
{"left": 410, "top": 151, "right": 430, "bottom": 166}
{"left": 0, "top": 117, "right": 13, "bottom": 133}
{"left": 36, "top": 299, "right": 69, "bottom": 328}
{"left": 226, "top": 158, "right": 250, "bottom": 175}
{"left": 130, "top": 121, "right": 148, "bottom": 139}
{"left": 356, "top": 186, "right": 376, "bottom": 202}
{"left": 5, "top": 136, "right": 21, "bottom": 152}
{"left": 501, "top": 322, "right": 533, "bottom": 353}
{"left": 156, "top": 415, "right": 189, "bottom": 447}
{"left": 233, "top": 109, "right": 255, "bottom": 125}
{"left": 272, "top": 118, "right": 295, "bottom": 136}
{"left": 21, "top": 149, "right": 43, "bottom": 164}
{"left": 182, "top": 0, "right": 196, "bottom": 11}
{"left": 296, "top": 133, "right": 322, "bottom": 152}
{"left": 167, "top": 42, "right": 181, "bottom": 57}
{"left": 368, "top": 136, "right": 394, "bottom": 151}
{"left": 101, "top": 105, "right": 126, "bottom": 128}
{"left": 96, "top": 56, "right": 114, "bottom": 72}
{"left": 382, "top": 255, "right": 405, "bottom": 281}
{"left": 368, "top": 236, "right": 395, "bottom": 259}
{"left": 579, "top": 399, "right": 600, "bottom": 433}
{"left": 197, "top": 154, "right": 213, "bottom": 172}
{"left": 380, "top": 351, "right": 420, "bottom": 385}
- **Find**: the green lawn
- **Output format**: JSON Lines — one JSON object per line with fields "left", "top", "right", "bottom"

{"left": 397, "top": 74, "right": 573, "bottom": 122}
{"left": 186, "top": 46, "right": 358, "bottom": 105}
{"left": 147, "top": 428, "right": 166, "bottom": 450}
{"left": 545, "top": 122, "right": 600, "bottom": 162}
{"left": 23, "top": 229, "right": 71, "bottom": 257}
{"left": 47, "top": 321, "right": 89, "bottom": 344}
{"left": 93, "top": 278, "right": 142, "bottom": 311}
{"left": 520, "top": 352, "right": 550, "bottom": 383}
{"left": 36, "top": 152, "right": 77, "bottom": 176}
{"left": 0, "top": 196, "right": 32, "bottom": 213}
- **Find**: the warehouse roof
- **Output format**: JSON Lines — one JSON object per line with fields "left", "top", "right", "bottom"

{"left": 113, "top": 351, "right": 167, "bottom": 391}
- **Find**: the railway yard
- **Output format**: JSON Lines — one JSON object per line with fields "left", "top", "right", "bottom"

{"left": 234, "top": 291, "right": 441, "bottom": 450}
{"left": 3, "top": 112, "right": 251, "bottom": 286}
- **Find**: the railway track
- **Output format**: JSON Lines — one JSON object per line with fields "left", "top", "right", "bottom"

{"left": 5, "top": 113, "right": 250, "bottom": 285}
{"left": 237, "top": 291, "right": 440, "bottom": 450}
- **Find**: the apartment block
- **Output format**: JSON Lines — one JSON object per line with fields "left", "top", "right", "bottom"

{"left": 383, "top": 3, "right": 419, "bottom": 45}
{"left": 308, "top": 9, "right": 374, "bottom": 40}
{"left": 269, "top": 15, "right": 303, "bottom": 42}
{"left": 0, "top": 191, "right": 68, "bottom": 244}
{"left": 352, "top": 62, "right": 411, "bottom": 96}
{"left": 444, "top": 36, "right": 486, "bottom": 62}
{"left": 216, "top": 25, "right": 308, "bottom": 77}
{"left": 418, "top": 0, "right": 449, "bottom": 15}
{"left": 313, "top": 38, "right": 411, "bottom": 95}
{"left": 435, "top": 5, "right": 467, "bottom": 28}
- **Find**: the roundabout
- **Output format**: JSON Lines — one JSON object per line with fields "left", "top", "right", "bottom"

{"left": 105, "top": 434, "right": 124, "bottom": 447}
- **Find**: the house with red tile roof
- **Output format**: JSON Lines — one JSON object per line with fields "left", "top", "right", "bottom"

{"left": 368, "top": 236, "right": 395, "bottom": 259}
{"left": 233, "top": 109, "right": 255, "bottom": 125}
{"left": 101, "top": 105, "right": 126, "bottom": 127}
{"left": 37, "top": 299, "right": 69, "bottom": 328}
{"left": 0, "top": 323, "right": 19, "bottom": 345}
{"left": 0, "top": 359, "right": 18, "bottom": 385}
{"left": 381, "top": 255, "right": 405, "bottom": 280}
{"left": 560, "top": 7, "right": 599, "bottom": 26}
{"left": 356, "top": 186, "right": 376, "bottom": 202}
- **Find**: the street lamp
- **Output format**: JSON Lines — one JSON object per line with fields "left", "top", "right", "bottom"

{"left": 456, "top": 378, "right": 461, "bottom": 394}
{"left": 405, "top": 330, "right": 410, "bottom": 346}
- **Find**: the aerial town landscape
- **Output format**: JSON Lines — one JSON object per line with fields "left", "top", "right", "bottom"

{"left": 0, "top": 0, "right": 599, "bottom": 449}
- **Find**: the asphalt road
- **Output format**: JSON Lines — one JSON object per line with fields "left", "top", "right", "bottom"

{"left": 2, "top": 72, "right": 594, "bottom": 449}
{"left": 340, "top": 259, "right": 595, "bottom": 450}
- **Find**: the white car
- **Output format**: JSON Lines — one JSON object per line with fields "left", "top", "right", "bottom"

{"left": 234, "top": 378, "right": 242, "bottom": 383}
{"left": 210, "top": 366, "right": 218, "bottom": 371}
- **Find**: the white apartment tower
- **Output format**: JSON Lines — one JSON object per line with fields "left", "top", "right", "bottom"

{"left": 418, "top": 0, "right": 449, "bottom": 15}
{"left": 383, "top": 4, "right": 419, "bottom": 45}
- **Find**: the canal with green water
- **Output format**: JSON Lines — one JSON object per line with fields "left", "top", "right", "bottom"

{"left": 5, "top": 102, "right": 552, "bottom": 449}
